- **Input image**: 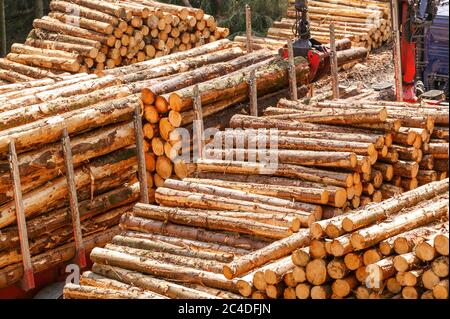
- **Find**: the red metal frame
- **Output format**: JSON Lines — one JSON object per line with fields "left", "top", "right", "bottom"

{"left": 0, "top": 256, "right": 93, "bottom": 299}
{"left": 400, "top": 0, "right": 418, "bottom": 102}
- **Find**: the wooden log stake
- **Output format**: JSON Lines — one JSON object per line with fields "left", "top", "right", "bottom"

{"left": 193, "top": 84, "right": 205, "bottom": 160}
{"left": 249, "top": 69, "right": 258, "bottom": 116}
{"left": 8, "top": 139, "right": 35, "bottom": 291}
{"left": 330, "top": 23, "right": 339, "bottom": 100}
{"left": 245, "top": 5, "right": 253, "bottom": 53}
{"left": 134, "top": 104, "right": 149, "bottom": 204}
{"left": 391, "top": 0, "right": 403, "bottom": 102}
{"left": 287, "top": 40, "right": 298, "bottom": 101}
{"left": 61, "top": 128, "right": 87, "bottom": 269}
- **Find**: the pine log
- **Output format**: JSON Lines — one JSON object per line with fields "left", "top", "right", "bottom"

{"left": 64, "top": 283, "right": 160, "bottom": 299}
{"left": 161, "top": 179, "right": 322, "bottom": 216}
{"left": 223, "top": 229, "right": 311, "bottom": 279}
{"left": 154, "top": 187, "right": 316, "bottom": 227}
{"left": 120, "top": 215, "right": 268, "bottom": 251}
{"left": 105, "top": 243, "right": 225, "bottom": 273}
{"left": 193, "top": 172, "right": 348, "bottom": 208}
{"left": 90, "top": 247, "right": 240, "bottom": 293}
{"left": 0, "top": 226, "right": 120, "bottom": 288}
{"left": 350, "top": 198, "right": 449, "bottom": 250}
{"left": 0, "top": 147, "right": 136, "bottom": 229}
{"left": 131, "top": 203, "right": 293, "bottom": 239}
{"left": 182, "top": 178, "right": 330, "bottom": 205}
{"left": 340, "top": 179, "right": 449, "bottom": 233}
{"left": 141, "top": 48, "right": 269, "bottom": 104}
{"left": 196, "top": 159, "right": 354, "bottom": 188}
{"left": 0, "top": 95, "right": 139, "bottom": 156}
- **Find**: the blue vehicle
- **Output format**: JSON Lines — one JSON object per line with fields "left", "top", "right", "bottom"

{"left": 421, "top": 1, "right": 449, "bottom": 96}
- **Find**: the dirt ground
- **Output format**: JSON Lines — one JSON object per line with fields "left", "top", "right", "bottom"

{"left": 315, "top": 43, "right": 395, "bottom": 96}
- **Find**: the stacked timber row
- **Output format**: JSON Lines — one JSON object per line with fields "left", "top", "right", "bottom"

{"left": 0, "top": 0, "right": 229, "bottom": 83}
{"left": 63, "top": 179, "right": 449, "bottom": 299}
{"left": 297, "top": 98, "right": 450, "bottom": 195}
{"left": 196, "top": 97, "right": 394, "bottom": 215}
{"left": 231, "top": 179, "right": 448, "bottom": 299}
{"left": 0, "top": 40, "right": 250, "bottom": 289}
{"left": 139, "top": 44, "right": 369, "bottom": 190}
{"left": 64, "top": 198, "right": 278, "bottom": 299}
{"left": 266, "top": 0, "right": 391, "bottom": 51}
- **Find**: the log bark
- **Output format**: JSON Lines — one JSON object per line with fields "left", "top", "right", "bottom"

{"left": 182, "top": 178, "right": 330, "bottom": 205}
{"left": 196, "top": 159, "right": 354, "bottom": 188}
{"left": 134, "top": 202, "right": 301, "bottom": 232}
{"left": 222, "top": 229, "right": 311, "bottom": 279}
{"left": 161, "top": 179, "right": 322, "bottom": 216}
{"left": 141, "top": 48, "right": 270, "bottom": 104}
{"left": 131, "top": 203, "right": 294, "bottom": 239}
{"left": 341, "top": 179, "right": 449, "bottom": 233}
{"left": 120, "top": 214, "right": 268, "bottom": 251}
{"left": 92, "top": 263, "right": 220, "bottom": 299}
{"left": 194, "top": 172, "right": 347, "bottom": 208}
{"left": 0, "top": 226, "right": 120, "bottom": 288}
{"left": 350, "top": 198, "right": 449, "bottom": 250}
{"left": 90, "top": 247, "right": 240, "bottom": 293}
{"left": 0, "top": 95, "right": 139, "bottom": 157}
{"left": 64, "top": 283, "right": 160, "bottom": 299}
{"left": 154, "top": 187, "right": 316, "bottom": 227}
{"left": 168, "top": 56, "right": 309, "bottom": 112}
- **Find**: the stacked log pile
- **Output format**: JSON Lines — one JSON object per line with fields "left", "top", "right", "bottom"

{"left": 139, "top": 44, "right": 371, "bottom": 190}
{"left": 266, "top": 0, "right": 392, "bottom": 51}
{"left": 0, "top": 40, "right": 253, "bottom": 289}
{"left": 296, "top": 98, "right": 449, "bottom": 193}
{"left": 196, "top": 106, "right": 386, "bottom": 213}
{"left": 230, "top": 179, "right": 448, "bottom": 299}
{"left": 63, "top": 179, "right": 449, "bottom": 299}
{"left": 64, "top": 198, "right": 277, "bottom": 299}
{"left": 0, "top": 0, "right": 229, "bottom": 83}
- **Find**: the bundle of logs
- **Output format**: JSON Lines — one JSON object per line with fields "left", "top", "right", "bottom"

{"left": 0, "top": 0, "right": 229, "bottom": 83}
{"left": 63, "top": 179, "right": 449, "bottom": 299}
{"left": 232, "top": 179, "right": 449, "bottom": 299}
{"left": 0, "top": 40, "right": 258, "bottom": 289}
{"left": 265, "top": 0, "right": 392, "bottom": 51}
{"left": 63, "top": 176, "right": 312, "bottom": 299}
{"left": 286, "top": 96, "right": 449, "bottom": 194}
{"left": 139, "top": 41, "right": 369, "bottom": 191}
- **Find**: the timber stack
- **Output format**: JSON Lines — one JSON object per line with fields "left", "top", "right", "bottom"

{"left": 140, "top": 43, "right": 370, "bottom": 190}
{"left": 263, "top": 0, "right": 392, "bottom": 51}
{"left": 291, "top": 96, "right": 449, "bottom": 194}
{"left": 63, "top": 172, "right": 322, "bottom": 299}
{"left": 63, "top": 179, "right": 449, "bottom": 299}
{"left": 0, "top": 40, "right": 257, "bottom": 289}
{"left": 0, "top": 0, "right": 229, "bottom": 83}
{"left": 231, "top": 179, "right": 449, "bottom": 299}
